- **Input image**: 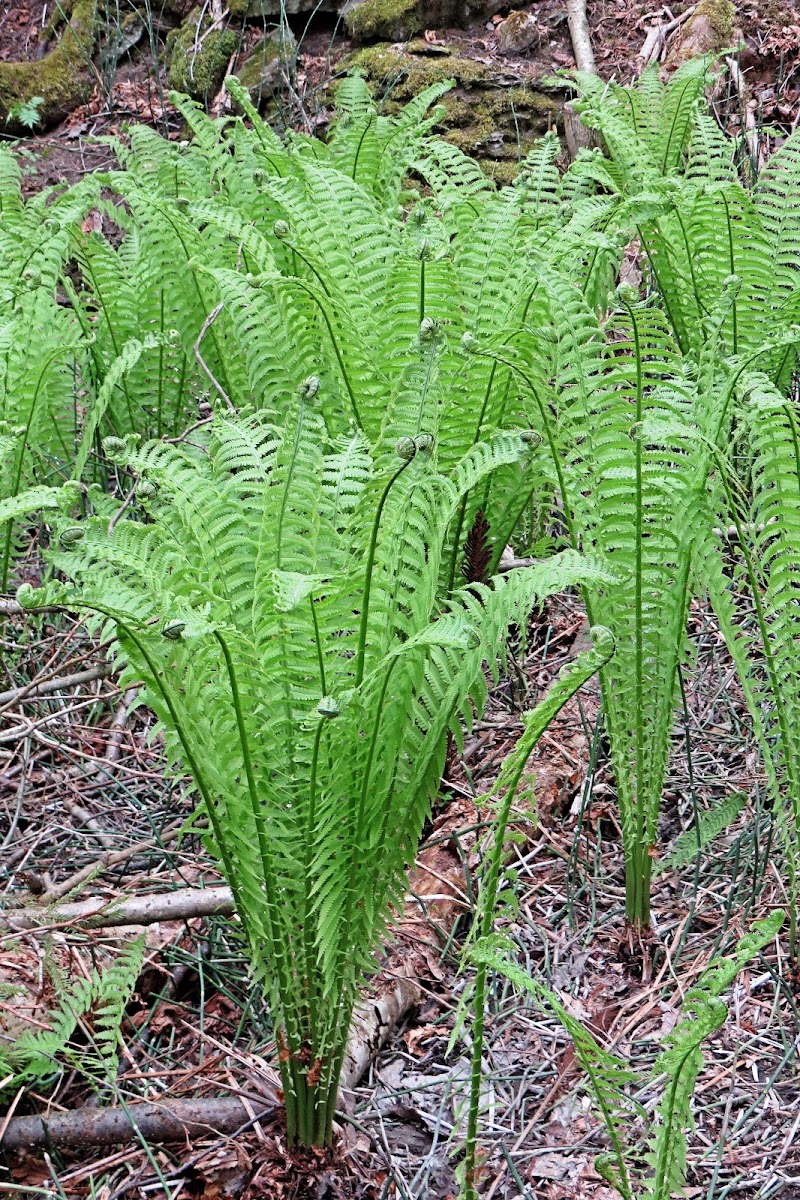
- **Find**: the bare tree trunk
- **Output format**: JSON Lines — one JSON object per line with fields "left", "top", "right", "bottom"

{"left": 566, "top": 0, "right": 597, "bottom": 73}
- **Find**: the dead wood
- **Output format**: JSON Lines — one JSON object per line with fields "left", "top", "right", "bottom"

{"left": 565, "top": 0, "right": 597, "bottom": 74}
{"left": 5, "top": 884, "right": 235, "bottom": 929}
{"left": 0, "top": 664, "right": 113, "bottom": 709}
{"left": 340, "top": 977, "right": 423, "bottom": 1090}
{"left": 0, "top": 1096, "right": 275, "bottom": 1153}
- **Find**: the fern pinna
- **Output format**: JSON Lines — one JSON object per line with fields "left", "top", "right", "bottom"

{"left": 463, "top": 272, "right": 746, "bottom": 926}
{"left": 0, "top": 152, "right": 94, "bottom": 588}
{"left": 33, "top": 392, "right": 611, "bottom": 1146}
{"left": 575, "top": 61, "right": 800, "bottom": 374}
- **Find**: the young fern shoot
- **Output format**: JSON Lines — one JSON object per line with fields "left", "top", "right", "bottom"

{"left": 462, "top": 624, "right": 615, "bottom": 1200}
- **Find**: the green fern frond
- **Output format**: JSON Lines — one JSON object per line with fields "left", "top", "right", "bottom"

{"left": 657, "top": 792, "right": 747, "bottom": 874}
{"left": 644, "top": 911, "right": 783, "bottom": 1200}
{"left": 0, "top": 937, "right": 144, "bottom": 1088}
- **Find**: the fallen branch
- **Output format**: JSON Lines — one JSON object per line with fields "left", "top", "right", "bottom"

{"left": 637, "top": 5, "right": 697, "bottom": 64}
{"left": 0, "top": 1096, "right": 275, "bottom": 1153}
{"left": 40, "top": 817, "right": 191, "bottom": 903}
{"left": 565, "top": 0, "right": 597, "bottom": 74}
{"left": 2, "top": 844, "right": 470, "bottom": 1153}
{"left": 341, "top": 977, "right": 422, "bottom": 1091}
{"left": 5, "top": 883, "right": 234, "bottom": 929}
{"left": 0, "top": 664, "right": 113, "bottom": 708}
{"left": 0, "top": 989, "right": 417, "bottom": 1153}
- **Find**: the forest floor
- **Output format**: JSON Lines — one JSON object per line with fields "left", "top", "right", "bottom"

{"left": 2, "top": 1, "right": 800, "bottom": 1197}
{"left": 0, "top": 0, "right": 799, "bottom": 187}
{"left": 2, "top": 581, "right": 797, "bottom": 1198}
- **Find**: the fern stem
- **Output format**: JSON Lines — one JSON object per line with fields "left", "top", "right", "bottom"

{"left": 712, "top": 447, "right": 800, "bottom": 955}
{"left": 673, "top": 207, "right": 711, "bottom": 322}
{"left": 289, "top": 278, "right": 362, "bottom": 429}
{"left": 157, "top": 290, "right": 165, "bottom": 438}
{"left": 322, "top": 657, "right": 401, "bottom": 1133}
{"left": 213, "top": 630, "right": 303, "bottom": 1079}
{"left": 445, "top": 360, "right": 498, "bottom": 597}
{"left": 651, "top": 1047, "right": 700, "bottom": 1200}
{"left": 155, "top": 201, "right": 235, "bottom": 402}
{"left": 721, "top": 192, "right": 738, "bottom": 352}
{"left": 275, "top": 389, "right": 307, "bottom": 570}
{"left": 619, "top": 293, "right": 649, "bottom": 928}
{"left": 302, "top": 718, "right": 325, "bottom": 1052}
{"left": 60, "top": 604, "right": 249, "bottom": 950}
{"left": 1, "top": 346, "right": 69, "bottom": 591}
{"left": 309, "top": 595, "right": 326, "bottom": 695}
{"left": 471, "top": 347, "right": 577, "bottom": 549}
{"left": 637, "top": 226, "right": 686, "bottom": 355}
{"left": 465, "top": 742, "right": 534, "bottom": 1200}
{"left": 285, "top": 242, "right": 332, "bottom": 297}
{"left": 354, "top": 458, "right": 414, "bottom": 686}
{"left": 351, "top": 113, "right": 375, "bottom": 181}
{"left": 76, "top": 255, "right": 137, "bottom": 430}
{"left": 465, "top": 630, "right": 613, "bottom": 1200}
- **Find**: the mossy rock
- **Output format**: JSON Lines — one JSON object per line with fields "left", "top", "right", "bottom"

{"left": 166, "top": 8, "right": 240, "bottom": 106}
{"left": 667, "top": 0, "right": 735, "bottom": 65}
{"left": 343, "top": 0, "right": 489, "bottom": 43}
{"left": 237, "top": 28, "right": 297, "bottom": 105}
{"left": 343, "top": 43, "right": 563, "bottom": 181}
{"left": 0, "top": 0, "right": 96, "bottom": 133}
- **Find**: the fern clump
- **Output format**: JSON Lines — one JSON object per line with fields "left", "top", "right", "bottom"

{"left": 37, "top": 393, "right": 610, "bottom": 1146}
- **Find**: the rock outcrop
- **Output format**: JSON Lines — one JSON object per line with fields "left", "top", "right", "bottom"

{"left": 0, "top": 0, "right": 97, "bottom": 133}
{"left": 344, "top": 41, "right": 564, "bottom": 183}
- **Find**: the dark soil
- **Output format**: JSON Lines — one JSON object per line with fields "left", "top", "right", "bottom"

{"left": 0, "top": 0, "right": 48, "bottom": 63}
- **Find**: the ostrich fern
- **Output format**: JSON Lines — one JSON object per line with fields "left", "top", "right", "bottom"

{"left": 696, "top": 373, "right": 800, "bottom": 953}
{"left": 0, "top": 152, "right": 95, "bottom": 587}
{"left": 575, "top": 62, "right": 800, "bottom": 376}
{"left": 471, "top": 909, "right": 783, "bottom": 1200}
{"left": 66, "top": 78, "right": 628, "bottom": 585}
{"left": 463, "top": 276, "right": 753, "bottom": 925}
{"left": 31, "top": 393, "right": 611, "bottom": 1146}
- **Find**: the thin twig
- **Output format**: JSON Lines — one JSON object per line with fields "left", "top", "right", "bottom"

{"left": 0, "top": 663, "right": 112, "bottom": 709}
{"left": 193, "top": 302, "right": 235, "bottom": 411}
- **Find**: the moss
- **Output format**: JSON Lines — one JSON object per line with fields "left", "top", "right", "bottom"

{"left": 343, "top": 0, "right": 476, "bottom": 43}
{"left": 345, "top": 43, "right": 490, "bottom": 105}
{"left": 695, "top": 0, "right": 735, "bottom": 37}
{"left": 343, "top": 43, "right": 562, "bottom": 179}
{"left": 166, "top": 8, "right": 240, "bottom": 106}
{"left": 668, "top": 0, "right": 735, "bottom": 64}
{"left": 344, "top": 0, "right": 425, "bottom": 43}
{"left": 0, "top": 0, "right": 96, "bottom": 133}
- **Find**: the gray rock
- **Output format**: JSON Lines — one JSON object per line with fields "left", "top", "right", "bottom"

{"left": 496, "top": 10, "right": 541, "bottom": 54}
{"left": 237, "top": 27, "right": 297, "bottom": 103}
